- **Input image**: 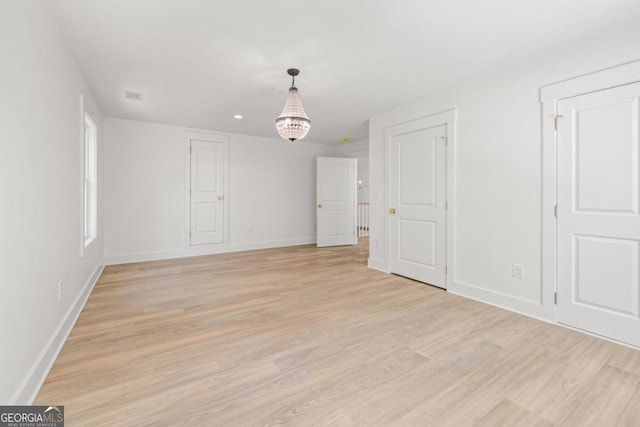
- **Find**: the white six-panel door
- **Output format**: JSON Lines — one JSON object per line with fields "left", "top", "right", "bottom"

{"left": 388, "top": 122, "right": 447, "bottom": 288}
{"left": 557, "top": 82, "right": 640, "bottom": 347}
{"left": 317, "top": 157, "right": 357, "bottom": 247}
{"left": 190, "top": 139, "right": 225, "bottom": 245}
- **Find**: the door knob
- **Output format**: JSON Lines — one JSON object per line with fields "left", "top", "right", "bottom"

{"left": 389, "top": 208, "right": 396, "bottom": 214}
{"left": 218, "top": 195, "right": 225, "bottom": 201}
{"left": 318, "top": 204, "right": 323, "bottom": 208}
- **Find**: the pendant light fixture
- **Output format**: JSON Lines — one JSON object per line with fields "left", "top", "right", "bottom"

{"left": 275, "top": 68, "right": 311, "bottom": 142}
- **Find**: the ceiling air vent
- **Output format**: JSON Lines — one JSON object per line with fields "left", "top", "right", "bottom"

{"left": 125, "top": 91, "right": 143, "bottom": 101}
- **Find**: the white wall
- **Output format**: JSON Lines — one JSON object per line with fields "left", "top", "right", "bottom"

{"left": 104, "top": 118, "right": 336, "bottom": 263}
{"left": 0, "top": 2, "right": 104, "bottom": 404}
{"left": 369, "top": 27, "right": 640, "bottom": 321}
{"left": 334, "top": 139, "right": 370, "bottom": 203}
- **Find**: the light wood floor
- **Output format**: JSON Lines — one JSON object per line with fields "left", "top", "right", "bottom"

{"left": 36, "top": 241, "right": 640, "bottom": 426}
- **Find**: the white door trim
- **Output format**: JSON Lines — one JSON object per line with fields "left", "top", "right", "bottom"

{"left": 384, "top": 109, "right": 456, "bottom": 288}
{"left": 184, "top": 131, "right": 229, "bottom": 249}
{"left": 540, "top": 59, "right": 640, "bottom": 324}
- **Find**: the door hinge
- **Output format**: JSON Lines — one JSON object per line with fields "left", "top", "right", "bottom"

{"left": 554, "top": 204, "right": 558, "bottom": 218}
{"left": 445, "top": 201, "right": 448, "bottom": 210}
{"left": 554, "top": 292, "right": 557, "bottom": 305}
{"left": 445, "top": 266, "right": 448, "bottom": 275}
{"left": 554, "top": 115, "right": 564, "bottom": 131}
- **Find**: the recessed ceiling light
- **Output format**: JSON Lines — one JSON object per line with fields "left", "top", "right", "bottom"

{"left": 233, "top": 114, "right": 243, "bottom": 119}
{"left": 124, "top": 90, "right": 143, "bottom": 101}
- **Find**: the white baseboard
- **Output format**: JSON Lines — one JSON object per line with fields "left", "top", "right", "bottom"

{"left": 104, "top": 248, "right": 200, "bottom": 265}
{"left": 367, "top": 257, "right": 388, "bottom": 273}
{"left": 448, "top": 279, "right": 552, "bottom": 323}
{"left": 227, "top": 237, "right": 316, "bottom": 253}
{"left": 105, "top": 237, "right": 317, "bottom": 265}
{"left": 367, "top": 259, "right": 552, "bottom": 323}
{"left": 12, "top": 262, "right": 104, "bottom": 404}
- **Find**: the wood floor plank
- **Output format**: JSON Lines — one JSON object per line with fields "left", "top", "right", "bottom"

{"left": 35, "top": 240, "right": 640, "bottom": 426}
{"left": 556, "top": 364, "right": 640, "bottom": 426}
{"left": 474, "top": 398, "right": 553, "bottom": 427}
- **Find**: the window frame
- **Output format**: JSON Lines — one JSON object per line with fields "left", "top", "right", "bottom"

{"left": 83, "top": 112, "right": 98, "bottom": 249}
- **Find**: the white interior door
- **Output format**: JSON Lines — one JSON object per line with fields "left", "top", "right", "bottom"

{"left": 317, "top": 157, "right": 357, "bottom": 247}
{"left": 557, "top": 81, "right": 640, "bottom": 347}
{"left": 388, "top": 122, "right": 447, "bottom": 288}
{"left": 190, "top": 139, "right": 224, "bottom": 245}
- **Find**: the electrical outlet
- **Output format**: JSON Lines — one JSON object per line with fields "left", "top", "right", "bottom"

{"left": 512, "top": 264, "right": 524, "bottom": 279}
{"left": 58, "top": 280, "right": 63, "bottom": 300}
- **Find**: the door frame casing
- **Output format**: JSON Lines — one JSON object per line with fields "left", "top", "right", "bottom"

{"left": 184, "top": 131, "right": 229, "bottom": 250}
{"left": 540, "top": 59, "right": 640, "bottom": 323}
{"left": 384, "top": 109, "right": 456, "bottom": 289}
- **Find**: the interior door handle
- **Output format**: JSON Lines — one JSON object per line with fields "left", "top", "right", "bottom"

{"left": 389, "top": 208, "right": 396, "bottom": 214}
{"left": 218, "top": 195, "right": 224, "bottom": 201}
{"left": 318, "top": 204, "right": 323, "bottom": 208}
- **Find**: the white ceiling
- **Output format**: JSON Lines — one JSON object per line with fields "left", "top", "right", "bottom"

{"left": 48, "top": 0, "right": 640, "bottom": 144}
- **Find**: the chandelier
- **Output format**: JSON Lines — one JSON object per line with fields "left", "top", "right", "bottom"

{"left": 275, "top": 68, "right": 311, "bottom": 142}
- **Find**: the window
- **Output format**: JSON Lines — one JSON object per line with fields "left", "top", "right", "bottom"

{"left": 83, "top": 113, "right": 97, "bottom": 248}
